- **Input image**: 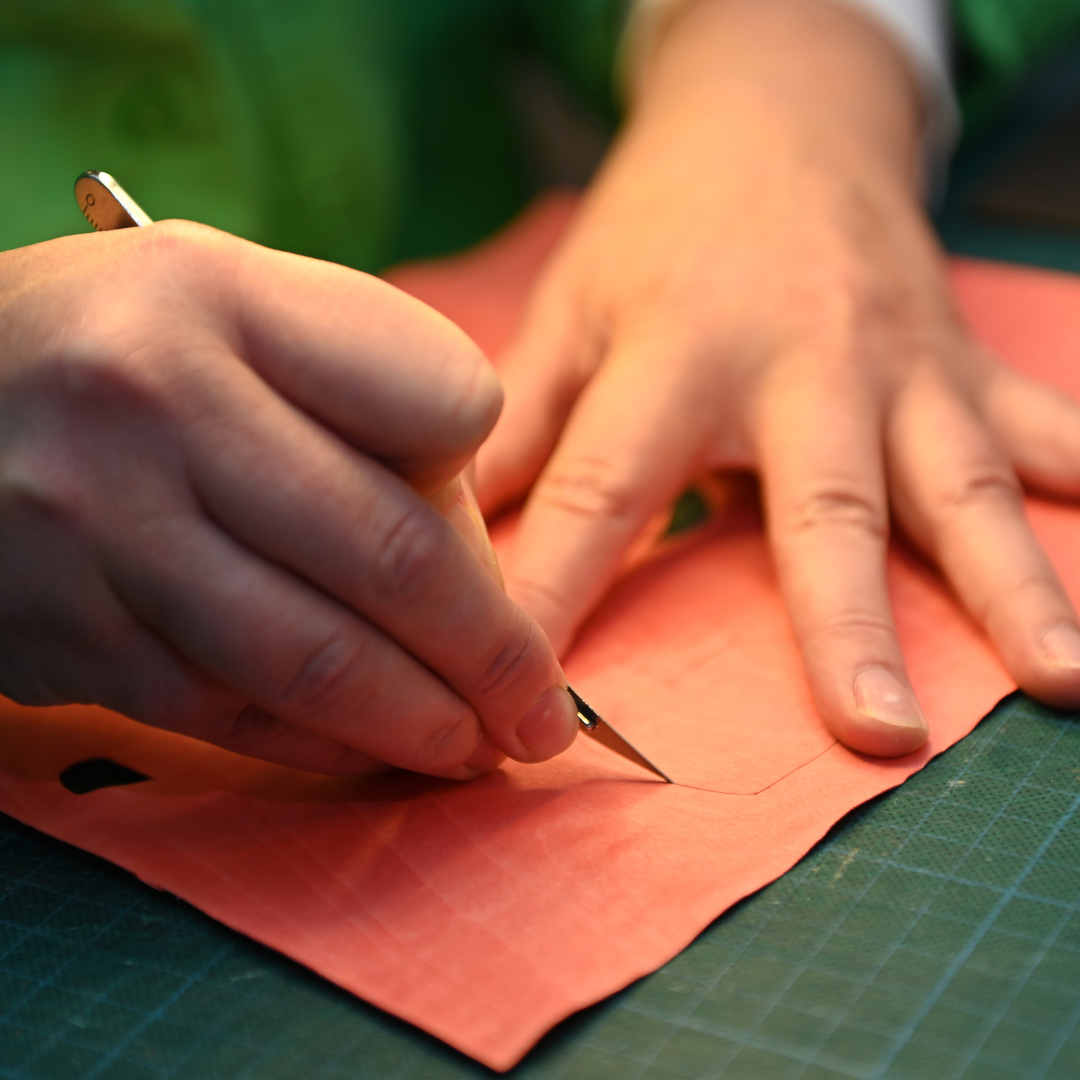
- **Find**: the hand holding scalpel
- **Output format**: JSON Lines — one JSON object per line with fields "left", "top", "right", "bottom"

{"left": 74, "top": 171, "right": 673, "bottom": 784}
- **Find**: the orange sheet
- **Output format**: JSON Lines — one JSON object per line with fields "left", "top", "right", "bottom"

{"left": 1, "top": 195, "right": 1077, "bottom": 1069}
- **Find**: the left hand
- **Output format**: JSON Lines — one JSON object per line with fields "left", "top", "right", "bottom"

{"left": 475, "top": 0, "right": 1080, "bottom": 758}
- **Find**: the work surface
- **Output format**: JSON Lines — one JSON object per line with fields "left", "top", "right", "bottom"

{"left": 5, "top": 66, "right": 1080, "bottom": 1080}
{"left": 1, "top": 694, "right": 1077, "bottom": 1079}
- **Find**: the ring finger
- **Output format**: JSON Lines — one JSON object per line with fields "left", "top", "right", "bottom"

{"left": 888, "top": 368, "right": 1080, "bottom": 707}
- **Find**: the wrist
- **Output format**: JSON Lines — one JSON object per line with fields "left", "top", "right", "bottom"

{"left": 627, "top": 0, "right": 926, "bottom": 197}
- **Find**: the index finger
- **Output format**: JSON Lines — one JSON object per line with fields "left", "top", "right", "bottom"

{"left": 154, "top": 222, "right": 504, "bottom": 489}
{"left": 504, "top": 335, "right": 703, "bottom": 655}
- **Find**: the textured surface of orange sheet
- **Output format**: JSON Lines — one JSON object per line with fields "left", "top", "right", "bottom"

{"left": 0, "top": 196, "right": 1077, "bottom": 1069}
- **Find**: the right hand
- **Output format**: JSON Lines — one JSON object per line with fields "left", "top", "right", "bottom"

{"left": 0, "top": 221, "right": 579, "bottom": 777}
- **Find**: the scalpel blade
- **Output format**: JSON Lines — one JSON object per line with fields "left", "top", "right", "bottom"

{"left": 568, "top": 687, "right": 673, "bottom": 783}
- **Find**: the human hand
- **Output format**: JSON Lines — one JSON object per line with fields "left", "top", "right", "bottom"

{"left": 475, "top": 0, "right": 1080, "bottom": 757}
{"left": 0, "top": 221, "right": 578, "bottom": 776}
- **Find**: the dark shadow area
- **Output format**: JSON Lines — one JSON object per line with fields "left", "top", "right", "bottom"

{"left": 58, "top": 758, "right": 151, "bottom": 795}
{"left": 938, "top": 37, "right": 1080, "bottom": 270}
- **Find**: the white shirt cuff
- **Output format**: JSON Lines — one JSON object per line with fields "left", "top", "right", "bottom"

{"left": 831, "top": 0, "right": 958, "bottom": 188}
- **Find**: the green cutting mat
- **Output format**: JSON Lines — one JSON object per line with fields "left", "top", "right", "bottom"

{"left": 2, "top": 692, "right": 1078, "bottom": 1079}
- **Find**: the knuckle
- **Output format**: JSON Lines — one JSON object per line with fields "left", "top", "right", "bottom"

{"left": 470, "top": 621, "right": 539, "bottom": 704}
{"left": 940, "top": 464, "right": 1021, "bottom": 515}
{"left": 0, "top": 452, "right": 83, "bottom": 526}
{"left": 535, "top": 455, "right": 638, "bottom": 524}
{"left": 29, "top": 331, "right": 178, "bottom": 431}
{"left": 414, "top": 708, "right": 480, "bottom": 773}
{"left": 0, "top": 412, "right": 129, "bottom": 536}
{"left": 277, "top": 632, "right": 368, "bottom": 716}
{"left": 368, "top": 503, "right": 449, "bottom": 606}
{"left": 144, "top": 219, "right": 224, "bottom": 270}
{"left": 794, "top": 247, "right": 878, "bottom": 333}
{"left": 976, "top": 571, "right": 1057, "bottom": 628}
{"left": 816, "top": 609, "right": 897, "bottom": 644}
{"left": 191, "top": 702, "right": 283, "bottom": 754}
{"left": 35, "top": 329, "right": 146, "bottom": 400}
{"left": 785, "top": 484, "right": 887, "bottom": 541}
{"left": 179, "top": 698, "right": 247, "bottom": 742}
{"left": 0, "top": 383, "right": 179, "bottom": 535}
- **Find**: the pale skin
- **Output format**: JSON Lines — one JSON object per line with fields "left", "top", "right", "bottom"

{"left": 475, "top": 0, "right": 1080, "bottom": 757}
{"left": 4, "top": 0, "right": 1080, "bottom": 777}
{"left": 0, "top": 223, "right": 580, "bottom": 776}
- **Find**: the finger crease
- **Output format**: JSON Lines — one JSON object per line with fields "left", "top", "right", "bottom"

{"left": 279, "top": 634, "right": 368, "bottom": 715}
{"left": 471, "top": 622, "right": 537, "bottom": 702}
{"left": 537, "top": 459, "right": 637, "bottom": 523}
{"left": 786, "top": 489, "right": 887, "bottom": 540}
{"left": 976, "top": 572, "right": 1059, "bottom": 628}
{"left": 816, "top": 611, "right": 897, "bottom": 639}
{"left": 942, "top": 470, "right": 1021, "bottom": 514}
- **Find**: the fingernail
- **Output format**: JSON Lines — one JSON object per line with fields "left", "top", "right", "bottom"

{"left": 1042, "top": 624, "right": 1080, "bottom": 669}
{"left": 514, "top": 685, "right": 579, "bottom": 762}
{"left": 853, "top": 667, "right": 927, "bottom": 730}
{"left": 462, "top": 735, "right": 506, "bottom": 775}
